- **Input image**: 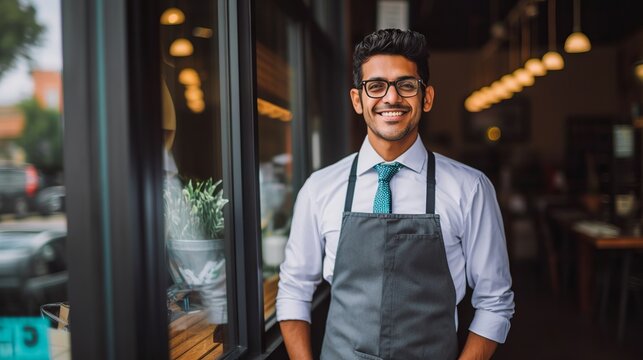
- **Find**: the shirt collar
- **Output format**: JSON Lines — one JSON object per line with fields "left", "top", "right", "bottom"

{"left": 357, "top": 135, "right": 427, "bottom": 175}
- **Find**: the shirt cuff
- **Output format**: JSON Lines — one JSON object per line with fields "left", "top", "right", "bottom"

{"left": 468, "top": 309, "right": 511, "bottom": 344}
{"left": 276, "top": 297, "right": 312, "bottom": 323}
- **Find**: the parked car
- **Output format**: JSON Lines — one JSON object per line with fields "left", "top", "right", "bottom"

{"left": 0, "top": 164, "right": 40, "bottom": 218}
{"left": 36, "top": 186, "right": 66, "bottom": 216}
{"left": 0, "top": 224, "right": 67, "bottom": 314}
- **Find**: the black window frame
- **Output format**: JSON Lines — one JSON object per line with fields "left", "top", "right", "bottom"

{"left": 62, "top": 0, "right": 345, "bottom": 358}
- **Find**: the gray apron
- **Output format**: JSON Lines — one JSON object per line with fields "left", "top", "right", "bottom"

{"left": 321, "top": 151, "right": 458, "bottom": 360}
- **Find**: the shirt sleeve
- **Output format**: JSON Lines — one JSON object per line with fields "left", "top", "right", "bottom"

{"left": 276, "top": 178, "right": 325, "bottom": 323}
{"left": 462, "top": 174, "right": 515, "bottom": 343}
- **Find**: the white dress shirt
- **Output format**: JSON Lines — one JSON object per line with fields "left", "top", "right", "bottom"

{"left": 276, "top": 135, "right": 515, "bottom": 343}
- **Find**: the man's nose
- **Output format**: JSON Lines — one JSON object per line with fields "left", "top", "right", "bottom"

{"left": 382, "top": 83, "right": 402, "bottom": 103}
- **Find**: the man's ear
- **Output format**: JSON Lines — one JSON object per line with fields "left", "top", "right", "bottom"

{"left": 350, "top": 88, "right": 363, "bottom": 114}
{"left": 423, "top": 85, "right": 435, "bottom": 112}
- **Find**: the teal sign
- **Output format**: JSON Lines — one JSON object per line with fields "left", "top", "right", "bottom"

{"left": 0, "top": 317, "right": 50, "bottom": 360}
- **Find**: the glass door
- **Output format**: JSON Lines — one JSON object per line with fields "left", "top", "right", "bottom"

{"left": 255, "top": 0, "right": 304, "bottom": 325}
{"left": 160, "top": 1, "right": 237, "bottom": 359}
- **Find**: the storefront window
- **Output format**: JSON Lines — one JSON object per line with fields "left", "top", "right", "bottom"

{"left": 255, "top": 1, "right": 302, "bottom": 324}
{"left": 160, "top": 2, "right": 235, "bottom": 358}
{"left": 0, "top": 0, "right": 69, "bottom": 358}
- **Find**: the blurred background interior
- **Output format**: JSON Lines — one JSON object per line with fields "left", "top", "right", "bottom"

{"left": 0, "top": 0, "right": 642, "bottom": 359}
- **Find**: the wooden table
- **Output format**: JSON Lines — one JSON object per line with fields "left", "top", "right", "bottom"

{"left": 573, "top": 226, "right": 643, "bottom": 342}
{"left": 547, "top": 208, "right": 588, "bottom": 295}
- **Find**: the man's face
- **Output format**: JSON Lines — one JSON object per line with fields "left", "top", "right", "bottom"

{"left": 350, "top": 55, "right": 434, "bottom": 143}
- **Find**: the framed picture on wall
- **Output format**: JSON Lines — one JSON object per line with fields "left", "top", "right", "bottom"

{"left": 462, "top": 96, "right": 530, "bottom": 143}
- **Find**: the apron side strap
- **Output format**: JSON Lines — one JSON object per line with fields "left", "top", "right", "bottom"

{"left": 344, "top": 153, "right": 359, "bottom": 213}
{"left": 426, "top": 151, "right": 436, "bottom": 214}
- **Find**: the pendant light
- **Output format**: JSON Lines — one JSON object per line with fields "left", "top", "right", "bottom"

{"left": 501, "top": 74, "right": 522, "bottom": 93}
{"left": 515, "top": 12, "right": 535, "bottom": 86}
{"left": 500, "top": 19, "right": 522, "bottom": 94}
{"left": 169, "top": 38, "right": 194, "bottom": 57}
{"left": 523, "top": 3, "right": 547, "bottom": 77}
{"left": 635, "top": 61, "right": 643, "bottom": 82}
{"left": 525, "top": 58, "right": 547, "bottom": 76}
{"left": 564, "top": 0, "right": 591, "bottom": 53}
{"left": 178, "top": 68, "right": 200, "bottom": 86}
{"left": 542, "top": 0, "right": 564, "bottom": 69}
{"left": 513, "top": 68, "right": 535, "bottom": 86}
{"left": 160, "top": 8, "right": 185, "bottom": 25}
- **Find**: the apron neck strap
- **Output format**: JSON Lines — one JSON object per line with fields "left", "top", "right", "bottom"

{"left": 426, "top": 151, "right": 436, "bottom": 214}
{"left": 344, "top": 151, "right": 437, "bottom": 214}
{"left": 344, "top": 154, "right": 359, "bottom": 212}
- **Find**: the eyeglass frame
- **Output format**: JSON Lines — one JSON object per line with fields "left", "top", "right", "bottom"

{"left": 358, "top": 77, "right": 427, "bottom": 99}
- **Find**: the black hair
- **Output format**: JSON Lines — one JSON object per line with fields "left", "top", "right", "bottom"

{"left": 352, "top": 29, "right": 430, "bottom": 89}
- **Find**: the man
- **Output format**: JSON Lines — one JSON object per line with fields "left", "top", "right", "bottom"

{"left": 277, "top": 29, "right": 514, "bottom": 360}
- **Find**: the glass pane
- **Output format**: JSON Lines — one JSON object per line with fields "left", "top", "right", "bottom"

{"left": 0, "top": 0, "right": 70, "bottom": 358}
{"left": 255, "top": 2, "right": 299, "bottom": 324}
{"left": 306, "top": 35, "right": 330, "bottom": 172}
{"left": 160, "top": 2, "right": 234, "bottom": 359}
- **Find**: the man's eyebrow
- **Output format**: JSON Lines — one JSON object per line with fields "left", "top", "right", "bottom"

{"left": 364, "top": 75, "right": 417, "bottom": 81}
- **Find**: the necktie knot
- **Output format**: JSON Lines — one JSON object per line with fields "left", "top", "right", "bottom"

{"left": 375, "top": 162, "right": 402, "bottom": 183}
{"left": 373, "top": 162, "right": 402, "bottom": 213}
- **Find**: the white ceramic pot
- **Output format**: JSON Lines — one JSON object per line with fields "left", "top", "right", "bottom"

{"left": 262, "top": 235, "right": 287, "bottom": 267}
{"left": 167, "top": 239, "right": 227, "bottom": 324}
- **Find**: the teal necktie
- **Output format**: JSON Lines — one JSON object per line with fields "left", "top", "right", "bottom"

{"left": 373, "top": 162, "right": 402, "bottom": 213}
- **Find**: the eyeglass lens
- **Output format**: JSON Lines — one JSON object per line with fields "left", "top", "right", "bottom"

{"left": 364, "top": 79, "right": 420, "bottom": 98}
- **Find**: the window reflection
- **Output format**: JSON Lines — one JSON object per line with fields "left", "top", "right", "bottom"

{"left": 255, "top": 1, "right": 297, "bottom": 323}
{"left": 160, "top": 1, "right": 233, "bottom": 358}
{"left": 0, "top": 0, "right": 69, "bottom": 358}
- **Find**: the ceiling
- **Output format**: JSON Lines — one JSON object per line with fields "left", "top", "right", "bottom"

{"left": 350, "top": 0, "right": 643, "bottom": 51}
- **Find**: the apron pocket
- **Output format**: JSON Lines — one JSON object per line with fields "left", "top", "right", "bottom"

{"left": 353, "top": 349, "right": 383, "bottom": 360}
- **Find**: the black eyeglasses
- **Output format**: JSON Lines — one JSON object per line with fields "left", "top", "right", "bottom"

{"left": 359, "top": 78, "right": 425, "bottom": 99}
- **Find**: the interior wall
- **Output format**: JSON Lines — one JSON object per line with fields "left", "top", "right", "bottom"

{"left": 423, "top": 46, "right": 622, "bottom": 166}
{"left": 422, "top": 52, "right": 475, "bottom": 159}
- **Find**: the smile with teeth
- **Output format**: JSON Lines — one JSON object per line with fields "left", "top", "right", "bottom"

{"left": 381, "top": 111, "right": 404, "bottom": 116}
{"left": 378, "top": 109, "right": 408, "bottom": 117}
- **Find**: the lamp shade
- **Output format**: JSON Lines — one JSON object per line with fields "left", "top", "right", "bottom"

{"left": 542, "top": 51, "right": 565, "bottom": 70}
{"left": 464, "top": 96, "right": 481, "bottom": 112}
{"left": 491, "top": 81, "right": 512, "bottom": 100}
{"left": 501, "top": 74, "right": 522, "bottom": 93}
{"left": 184, "top": 86, "right": 203, "bottom": 102}
{"left": 513, "top": 68, "right": 535, "bottom": 87}
{"left": 471, "top": 91, "right": 487, "bottom": 109}
{"left": 634, "top": 62, "right": 643, "bottom": 82}
{"left": 481, "top": 86, "right": 500, "bottom": 104}
{"left": 178, "top": 68, "right": 200, "bottom": 85}
{"left": 564, "top": 32, "right": 591, "bottom": 53}
{"left": 525, "top": 58, "right": 547, "bottom": 76}
{"left": 160, "top": 8, "right": 185, "bottom": 25}
{"left": 170, "top": 38, "right": 193, "bottom": 57}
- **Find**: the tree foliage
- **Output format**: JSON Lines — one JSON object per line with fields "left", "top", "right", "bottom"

{"left": 0, "top": 0, "right": 44, "bottom": 79}
{"left": 17, "top": 99, "right": 63, "bottom": 174}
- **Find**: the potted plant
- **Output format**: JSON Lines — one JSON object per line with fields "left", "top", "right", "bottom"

{"left": 164, "top": 178, "right": 228, "bottom": 324}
